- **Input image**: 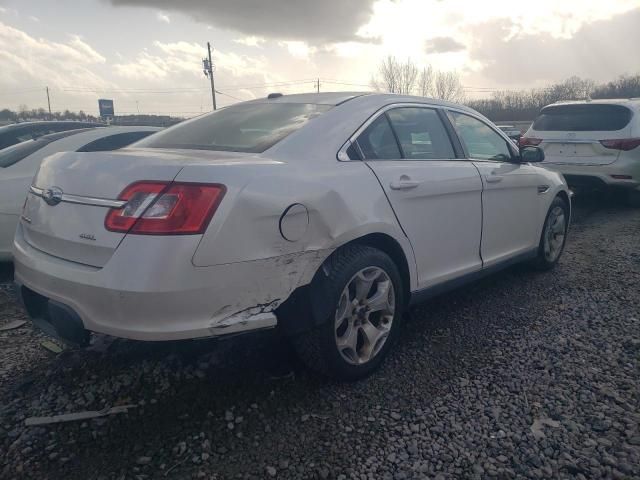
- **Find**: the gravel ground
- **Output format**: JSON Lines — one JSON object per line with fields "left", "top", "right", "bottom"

{"left": 0, "top": 194, "right": 638, "bottom": 480}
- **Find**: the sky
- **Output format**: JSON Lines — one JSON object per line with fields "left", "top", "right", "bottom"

{"left": 1, "top": 0, "right": 639, "bottom": 117}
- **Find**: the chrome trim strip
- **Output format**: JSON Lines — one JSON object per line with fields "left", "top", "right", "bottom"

{"left": 29, "top": 186, "right": 127, "bottom": 209}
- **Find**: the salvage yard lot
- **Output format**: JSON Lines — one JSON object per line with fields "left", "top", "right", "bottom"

{"left": 1, "top": 195, "right": 639, "bottom": 480}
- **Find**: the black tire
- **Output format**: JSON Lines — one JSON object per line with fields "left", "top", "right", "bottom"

{"left": 291, "top": 245, "right": 404, "bottom": 381}
{"left": 533, "top": 196, "right": 569, "bottom": 271}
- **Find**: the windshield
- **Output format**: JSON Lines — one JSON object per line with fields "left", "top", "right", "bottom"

{"left": 532, "top": 104, "right": 633, "bottom": 131}
{"left": 134, "top": 103, "right": 331, "bottom": 153}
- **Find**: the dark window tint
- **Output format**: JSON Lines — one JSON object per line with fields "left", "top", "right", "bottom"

{"left": 77, "top": 131, "right": 155, "bottom": 152}
{"left": 346, "top": 143, "right": 361, "bottom": 160}
{"left": 0, "top": 122, "right": 103, "bottom": 149}
{"left": 0, "top": 139, "right": 48, "bottom": 168}
{"left": 135, "top": 103, "right": 331, "bottom": 153}
{"left": 357, "top": 115, "right": 401, "bottom": 160}
{"left": 386, "top": 108, "right": 455, "bottom": 159}
{"left": 448, "top": 112, "right": 512, "bottom": 161}
{"left": 533, "top": 104, "right": 632, "bottom": 131}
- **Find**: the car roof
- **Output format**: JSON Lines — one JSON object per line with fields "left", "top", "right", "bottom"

{"left": 246, "top": 91, "right": 480, "bottom": 113}
{"left": 549, "top": 98, "right": 640, "bottom": 109}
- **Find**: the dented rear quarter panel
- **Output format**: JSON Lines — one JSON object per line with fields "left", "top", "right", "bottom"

{"left": 177, "top": 158, "right": 417, "bottom": 290}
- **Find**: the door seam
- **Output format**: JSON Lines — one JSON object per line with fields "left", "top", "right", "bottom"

{"left": 470, "top": 161, "right": 486, "bottom": 268}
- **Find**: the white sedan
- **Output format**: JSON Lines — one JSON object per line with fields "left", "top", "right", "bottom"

{"left": 0, "top": 126, "right": 161, "bottom": 260}
{"left": 14, "top": 93, "right": 570, "bottom": 380}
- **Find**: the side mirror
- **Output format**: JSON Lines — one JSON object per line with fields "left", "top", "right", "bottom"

{"left": 519, "top": 146, "right": 545, "bottom": 163}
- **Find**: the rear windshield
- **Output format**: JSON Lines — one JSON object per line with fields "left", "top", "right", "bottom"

{"left": 533, "top": 104, "right": 633, "bottom": 131}
{"left": 135, "top": 103, "right": 331, "bottom": 153}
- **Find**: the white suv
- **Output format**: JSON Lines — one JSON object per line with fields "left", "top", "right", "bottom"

{"left": 522, "top": 99, "right": 640, "bottom": 205}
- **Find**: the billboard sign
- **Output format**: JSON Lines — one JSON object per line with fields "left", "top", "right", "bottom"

{"left": 98, "top": 99, "right": 114, "bottom": 117}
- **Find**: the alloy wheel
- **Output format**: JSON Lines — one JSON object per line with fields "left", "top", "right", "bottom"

{"left": 334, "top": 266, "right": 395, "bottom": 365}
{"left": 544, "top": 205, "right": 566, "bottom": 262}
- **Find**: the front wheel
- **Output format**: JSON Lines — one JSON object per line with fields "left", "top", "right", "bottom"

{"left": 291, "top": 245, "right": 404, "bottom": 381}
{"left": 533, "top": 196, "right": 569, "bottom": 270}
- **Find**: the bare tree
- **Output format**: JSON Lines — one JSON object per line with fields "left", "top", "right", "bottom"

{"left": 371, "top": 56, "right": 418, "bottom": 95}
{"left": 435, "top": 71, "right": 465, "bottom": 102}
{"left": 417, "top": 65, "right": 434, "bottom": 97}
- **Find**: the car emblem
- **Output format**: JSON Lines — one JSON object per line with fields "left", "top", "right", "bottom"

{"left": 566, "top": 132, "right": 576, "bottom": 139}
{"left": 42, "top": 186, "right": 63, "bottom": 206}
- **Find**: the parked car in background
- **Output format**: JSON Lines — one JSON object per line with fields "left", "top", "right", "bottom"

{"left": 497, "top": 125, "right": 522, "bottom": 144}
{"left": 0, "top": 126, "right": 161, "bottom": 260}
{"left": 13, "top": 93, "right": 570, "bottom": 380}
{"left": 0, "top": 121, "right": 105, "bottom": 150}
{"left": 521, "top": 99, "right": 640, "bottom": 205}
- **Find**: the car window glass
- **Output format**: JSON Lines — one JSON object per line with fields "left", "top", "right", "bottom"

{"left": 448, "top": 112, "right": 512, "bottom": 161}
{"left": 134, "top": 103, "right": 331, "bottom": 153}
{"left": 356, "top": 114, "right": 401, "bottom": 160}
{"left": 386, "top": 108, "right": 455, "bottom": 159}
{"left": 77, "top": 131, "right": 155, "bottom": 152}
{"left": 0, "top": 139, "right": 48, "bottom": 168}
{"left": 532, "top": 104, "right": 632, "bottom": 131}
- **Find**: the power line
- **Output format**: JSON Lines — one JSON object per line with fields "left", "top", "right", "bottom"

{"left": 215, "top": 90, "right": 246, "bottom": 102}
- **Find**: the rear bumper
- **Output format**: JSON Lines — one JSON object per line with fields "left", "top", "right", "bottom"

{"left": 542, "top": 159, "right": 640, "bottom": 191}
{"left": 13, "top": 224, "right": 329, "bottom": 341}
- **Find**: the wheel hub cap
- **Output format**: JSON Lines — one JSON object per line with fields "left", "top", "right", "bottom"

{"left": 334, "top": 266, "right": 396, "bottom": 365}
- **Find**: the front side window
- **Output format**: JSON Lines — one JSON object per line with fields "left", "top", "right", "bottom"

{"left": 134, "top": 103, "right": 331, "bottom": 153}
{"left": 356, "top": 115, "right": 401, "bottom": 160}
{"left": 448, "top": 111, "right": 512, "bottom": 161}
{"left": 386, "top": 108, "right": 455, "bottom": 159}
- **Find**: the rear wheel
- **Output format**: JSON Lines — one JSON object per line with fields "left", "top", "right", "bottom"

{"left": 291, "top": 245, "right": 404, "bottom": 381}
{"left": 533, "top": 196, "right": 569, "bottom": 270}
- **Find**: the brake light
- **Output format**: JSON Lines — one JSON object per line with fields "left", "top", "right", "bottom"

{"left": 105, "top": 181, "right": 226, "bottom": 235}
{"left": 599, "top": 138, "right": 640, "bottom": 151}
{"left": 519, "top": 137, "right": 542, "bottom": 147}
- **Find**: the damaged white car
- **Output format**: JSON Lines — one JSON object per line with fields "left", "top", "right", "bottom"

{"left": 14, "top": 92, "right": 570, "bottom": 380}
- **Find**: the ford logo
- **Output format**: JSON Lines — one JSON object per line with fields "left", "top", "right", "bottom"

{"left": 42, "top": 186, "right": 63, "bottom": 206}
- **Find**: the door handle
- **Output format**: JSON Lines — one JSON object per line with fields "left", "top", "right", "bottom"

{"left": 389, "top": 179, "right": 420, "bottom": 190}
{"left": 485, "top": 176, "right": 503, "bottom": 184}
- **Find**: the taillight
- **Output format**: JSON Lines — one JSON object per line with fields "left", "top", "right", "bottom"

{"left": 519, "top": 137, "right": 542, "bottom": 147}
{"left": 599, "top": 138, "right": 640, "bottom": 151}
{"left": 105, "top": 181, "right": 226, "bottom": 235}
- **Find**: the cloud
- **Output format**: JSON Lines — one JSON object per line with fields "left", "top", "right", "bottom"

{"left": 233, "top": 36, "right": 266, "bottom": 48}
{"left": 467, "top": 7, "right": 640, "bottom": 86}
{"left": 108, "top": 0, "right": 377, "bottom": 43}
{"left": 155, "top": 11, "right": 170, "bottom": 23}
{"left": 278, "top": 41, "right": 317, "bottom": 60}
{"left": 0, "top": 22, "right": 107, "bottom": 89}
{"left": 28, "top": 15, "right": 40, "bottom": 22}
{"left": 425, "top": 36, "right": 465, "bottom": 54}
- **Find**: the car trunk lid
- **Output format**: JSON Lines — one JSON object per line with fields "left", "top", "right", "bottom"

{"left": 536, "top": 131, "right": 626, "bottom": 166}
{"left": 22, "top": 148, "right": 265, "bottom": 268}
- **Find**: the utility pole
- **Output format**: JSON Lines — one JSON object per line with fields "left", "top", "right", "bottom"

{"left": 202, "top": 42, "right": 217, "bottom": 110}
{"left": 45, "top": 86, "right": 52, "bottom": 119}
{"left": 316, "top": 78, "right": 320, "bottom": 93}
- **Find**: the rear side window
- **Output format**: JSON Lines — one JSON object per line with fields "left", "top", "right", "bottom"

{"left": 386, "top": 108, "right": 455, "bottom": 159}
{"left": 135, "top": 103, "right": 331, "bottom": 153}
{"left": 77, "top": 131, "right": 156, "bottom": 152}
{"left": 356, "top": 115, "right": 401, "bottom": 160}
{"left": 533, "top": 104, "right": 633, "bottom": 131}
